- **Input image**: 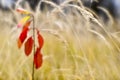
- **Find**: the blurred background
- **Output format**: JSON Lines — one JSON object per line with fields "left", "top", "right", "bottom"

{"left": 0, "top": 0, "right": 120, "bottom": 80}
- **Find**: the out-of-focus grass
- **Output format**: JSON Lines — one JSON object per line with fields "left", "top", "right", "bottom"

{"left": 0, "top": 1, "right": 120, "bottom": 79}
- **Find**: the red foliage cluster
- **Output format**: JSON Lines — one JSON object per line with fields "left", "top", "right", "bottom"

{"left": 17, "top": 8, "right": 44, "bottom": 69}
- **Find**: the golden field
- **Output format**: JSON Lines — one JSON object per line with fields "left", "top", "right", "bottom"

{"left": 0, "top": 1, "right": 120, "bottom": 80}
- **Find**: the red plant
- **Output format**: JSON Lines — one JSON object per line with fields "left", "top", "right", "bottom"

{"left": 16, "top": 8, "right": 44, "bottom": 80}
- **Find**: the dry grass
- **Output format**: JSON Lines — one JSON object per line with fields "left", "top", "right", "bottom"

{"left": 0, "top": 0, "right": 120, "bottom": 80}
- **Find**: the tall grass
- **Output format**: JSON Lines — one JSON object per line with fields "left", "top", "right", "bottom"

{"left": 0, "top": 0, "right": 120, "bottom": 80}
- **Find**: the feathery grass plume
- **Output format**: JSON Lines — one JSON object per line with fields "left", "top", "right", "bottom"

{"left": 41, "top": 29, "right": 68, "bottom": 46}
{"left": 97, "top": 7, "right": 114, "bottom": 25}
{"left": 42, "top": 0, "right": 59, "bottom": 8}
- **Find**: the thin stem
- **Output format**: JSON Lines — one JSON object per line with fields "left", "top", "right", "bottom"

{"left": 32, "top": 15, "right": 35, "bottom": 80}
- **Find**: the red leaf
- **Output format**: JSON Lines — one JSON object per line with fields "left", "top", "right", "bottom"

{"left": 37, "top": 30, "right": 44, "bottom": 49}
{"left": 17, "top": 39, "right": 22, "bottom": 49}
{"left": 23, "top": 21, "right": 31, "bottom": 30}
{"left": 17, "top": 27, "right": 29, "bottom": 48}
{"left": 24, "top": 37, "right": 34, "bottom": 56}
{"left": 34, "top": 48, "right": 43, "bottom": 69}
{"left": 17, "top": 16, "right": 31, "bottom": 28}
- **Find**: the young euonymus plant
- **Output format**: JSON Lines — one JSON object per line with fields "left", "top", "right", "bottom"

{"left": 16, "top": 8, "right": 44, "bottom": 80}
